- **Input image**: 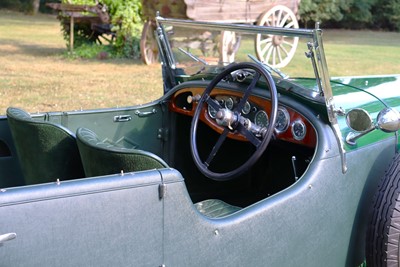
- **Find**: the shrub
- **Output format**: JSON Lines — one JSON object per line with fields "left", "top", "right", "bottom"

{"left": 59, "top": 0, "right": 143, "bottom": 59}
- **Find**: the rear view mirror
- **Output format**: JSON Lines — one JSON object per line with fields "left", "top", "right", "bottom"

{"left": 346, "top": 108, "right": 373, "bottom": 132}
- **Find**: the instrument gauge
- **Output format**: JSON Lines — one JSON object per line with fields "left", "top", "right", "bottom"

{"left": 255, "top": 110, "right": 269, "bottom": 128}
{"left": 291, "top": 120, "right": 306, "bottom": 140}
{"left": 225, "top": 97, "right": 234, "bottom": 110}
{"left": 208, "top": 104, "right": 217, "bottom": 119}
{"left": 275, "top": 107, "right": 290, "bottom": 133}
{"left": 242, "top": 101, "right": 251, "bottom": 114}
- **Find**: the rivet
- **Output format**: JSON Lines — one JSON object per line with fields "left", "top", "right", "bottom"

{"left": 214, "top": 229, "right": 219, "bottom": 236}
{"left": 308, "top": 184, "right": 313, "bottom": 189}
{"left": 120, "top": 170, "right": 124, "bottom": 176}
{"left": 56, "top": 179, "right": 61, "bottom": 185}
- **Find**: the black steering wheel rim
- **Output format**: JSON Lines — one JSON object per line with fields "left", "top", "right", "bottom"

{"left": 190, "top": 62, "right": 278, "bottom": 181}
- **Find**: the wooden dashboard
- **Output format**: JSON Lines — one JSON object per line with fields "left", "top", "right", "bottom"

{"left": 169, "top": 87, "right": 317, "bottom": 148}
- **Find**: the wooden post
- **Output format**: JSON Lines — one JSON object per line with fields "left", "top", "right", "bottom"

{"left": 70, "top": 16, "right": 74, "bottom": 52}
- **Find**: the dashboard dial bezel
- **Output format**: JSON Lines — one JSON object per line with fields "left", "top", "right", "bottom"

{"left": 275, "top": 107, "right": 290, "bottom": 133}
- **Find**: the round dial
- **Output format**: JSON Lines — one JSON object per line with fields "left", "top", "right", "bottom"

{"left": 242, "top": 101, "right": 251, "bottom": 114}
{"left": 208, "top": 104, "right": 217, "bottom": 119}
{"left": 291, "top": 119, "right": 306, "bottom": 140}
{"left": 275, "top": 107, "right": 290, "bottom": 133}
{"left": 225, "top": 97, "right": 234, "bottom": 110}
{"left": 255, "top": 110, "right": 269, "bottom": 128}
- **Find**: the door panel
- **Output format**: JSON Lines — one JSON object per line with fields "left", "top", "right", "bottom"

{"left": 47, "top": 104, "right": 166, "bottom": 156}
{"left": 0, "top": 171, "right": 163, "bottom": 267}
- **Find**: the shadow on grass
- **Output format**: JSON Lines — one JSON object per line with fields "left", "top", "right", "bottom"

{"left": 0, "top": 38, "right": 148, "bottom": 66}
{"left": 0, "top": 38, "right": 65, "bottom": 57}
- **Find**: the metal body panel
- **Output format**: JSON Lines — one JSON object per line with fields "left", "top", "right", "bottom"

{"left": 0, "top": 171, "right": 164, "bottom": 267}
{"left": 162, "top": 134, "right": 395, "bottom": 267}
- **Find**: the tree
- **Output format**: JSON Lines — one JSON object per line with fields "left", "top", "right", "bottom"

{"left": 372, "top": 0, "right": 400, "bottom": 31}
{"left": 299, "top": 0, "right": 351, "bottom": 28}
{"left": 32, "top": 0, "right": 40, "bottom": 15}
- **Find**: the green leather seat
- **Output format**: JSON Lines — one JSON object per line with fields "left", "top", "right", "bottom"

{"left": 76, "top": 127, "right": 169, "bottom": 177}
{"left": 6, "top": 107, "right": 85, "bottom": 185}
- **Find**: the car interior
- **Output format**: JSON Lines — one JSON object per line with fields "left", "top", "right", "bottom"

{"left": 2, "top": 68, "right": 322, "bottom": 217}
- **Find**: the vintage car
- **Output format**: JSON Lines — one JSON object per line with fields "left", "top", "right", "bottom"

{"left": 0, "top": 15, "right": 399, "bottom": 267}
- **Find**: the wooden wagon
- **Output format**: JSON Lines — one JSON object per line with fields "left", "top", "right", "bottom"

{"left": 140, "top": 0, "right": 301, "bottom": 68}
{"left": 46, "top": 3, "right": 114, "bottom": 52}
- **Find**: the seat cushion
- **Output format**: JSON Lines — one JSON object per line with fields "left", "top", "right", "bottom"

{"left": 76, "top": 127, "right": 169, "bottom": 177}
{"left": 194, "top": 199, "right": 241, "bottom": 218}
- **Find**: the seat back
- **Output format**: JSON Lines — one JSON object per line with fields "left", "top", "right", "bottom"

{"left": 6, "top": 107, "right": 85, "bottom": 185}
{"left": 76, "top": 127, "right": 168, "bottom": 177}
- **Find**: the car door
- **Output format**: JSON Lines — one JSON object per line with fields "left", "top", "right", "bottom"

{"left": 41, "top": 102, "right": 168, "bottom": 159}
{"left": 0, "top": 170, "right": 164, "bottom": 267}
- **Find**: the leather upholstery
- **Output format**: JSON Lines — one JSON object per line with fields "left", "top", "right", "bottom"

{"left": 6, "top": 107, "right": 85, "bottom": 185}
{"left": 76, "top": 127, "right": 169, "bottom": 177}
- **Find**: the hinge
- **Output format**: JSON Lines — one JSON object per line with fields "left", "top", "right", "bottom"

{"left": 157, "top": 128, "right": 169, "bottom": 141}
{"left": 158, "top": 183, "right": 166, "bottom": 200}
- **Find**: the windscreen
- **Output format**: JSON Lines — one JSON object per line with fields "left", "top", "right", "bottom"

{"left": 160, "top": 21, "right": 319, "bottom": 91}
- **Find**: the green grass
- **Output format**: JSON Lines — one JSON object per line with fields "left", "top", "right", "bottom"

{"left": 323, "top": 30, "right": 400, "bottom": 76}
{"left": 0, "top": 10, "right": 399, "bottom": 115}
{"left": 0, "top": 10, "right": 163, "bottom": 114}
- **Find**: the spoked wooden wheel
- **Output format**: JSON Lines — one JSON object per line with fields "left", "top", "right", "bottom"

{"left": 219, "top": 31, "right": 240, "bottom": 65}
{"left": 140, "top": 21, "right": 159, "bottom": 65}
{"left": 255, "top": 5, "right": 299, "bottom": 68}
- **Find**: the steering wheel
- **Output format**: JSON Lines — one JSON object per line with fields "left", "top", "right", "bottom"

{"left": 190, "top": 62, "right": 278, "bottom": 181}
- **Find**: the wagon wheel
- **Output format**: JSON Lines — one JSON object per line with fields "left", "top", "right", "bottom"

{"left": 255, "top": 5, "right": 299, "bottom": 68}
{"left": 219, "top": 31, "right": 240, "bottom": 64}
{"left": 140, "top": 21, "right": 159, "bottom": 65}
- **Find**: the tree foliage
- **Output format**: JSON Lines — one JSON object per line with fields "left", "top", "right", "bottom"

{"left": 299, "top": 0, "right": 350, "bottom": 28}
{"left": 372, "top": 0, "right": 400, "bottom": 31}
{"left": 102, "top": 0, "right": 142, "bottom": 58}
{"left": 298, "top": 0, "right": 399, "bottom": 31}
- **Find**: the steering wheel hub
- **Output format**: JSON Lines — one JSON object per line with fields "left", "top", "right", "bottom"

{"left": 216, "top": 109, "right": 238, "bottom": 130}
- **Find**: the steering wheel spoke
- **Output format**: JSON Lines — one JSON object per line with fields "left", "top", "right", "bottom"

{"left": 205, "top": 128, "right": 229, "bottom": 167}
{"left": 236, "top": 123, "right": 262, "bottom": 147}
{"left": 235, "top": 72, "right": 261, "bottom": 113}
{"left": 206, "top": 96, "right": 222, "bottom": 111}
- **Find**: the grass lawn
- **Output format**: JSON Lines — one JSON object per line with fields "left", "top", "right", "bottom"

{"left": 0, "top": 9, "right": 399, "bottom": 114}
{"left": 0, "top": 10, "right": 163, "bottom": 114}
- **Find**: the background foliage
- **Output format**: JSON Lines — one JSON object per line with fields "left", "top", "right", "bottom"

{"left": 57, "top": 0, "right": 143, "bottom": 59}
{"left": 299, "top": 0, "right": 400, "bottom": 31}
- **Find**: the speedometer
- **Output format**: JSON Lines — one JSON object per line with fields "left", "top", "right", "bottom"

{"left": 255, "top": 110, "right": 269, "bottom": 128}
{"left": 275, "top": 107, "right": 290, "bottom": 133}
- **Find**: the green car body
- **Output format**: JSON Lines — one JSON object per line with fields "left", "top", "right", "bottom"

{"left": 0, "top": 16, "right": 399, "bottom": 267}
